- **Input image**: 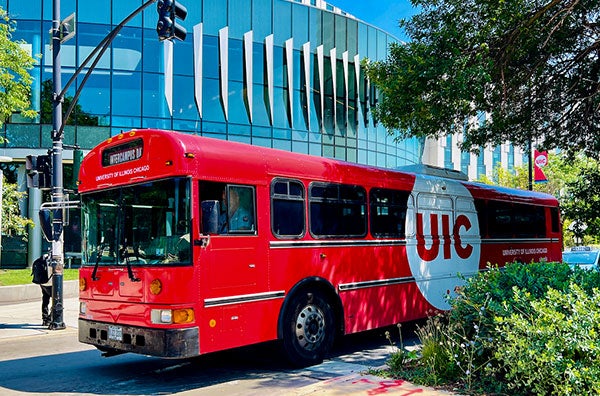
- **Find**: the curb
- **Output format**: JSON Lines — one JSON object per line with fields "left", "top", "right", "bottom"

{"left": 0, "top": 280, "right": 79, "bottom": 304}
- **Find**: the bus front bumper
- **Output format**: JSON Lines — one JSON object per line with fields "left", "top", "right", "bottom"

{"left": 78, "top": 319, "right": 199, "bottom": 358}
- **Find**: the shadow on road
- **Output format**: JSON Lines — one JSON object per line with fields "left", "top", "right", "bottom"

{"left": 0, "top": 321, "right": 424, "bottom": 395}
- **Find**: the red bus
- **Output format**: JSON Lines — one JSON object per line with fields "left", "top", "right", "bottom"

{"left": 77, "top": 129, "right": 562, "bottom": 366}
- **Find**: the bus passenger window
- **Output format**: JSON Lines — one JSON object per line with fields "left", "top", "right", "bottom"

{"left": 488, "top": 201, "right": 513, "bottom": 238}
{"left": 550, "top": 207, "right": 560, "bottom": 233}
{"left": 309, "top": 182, "right": 367, "bottom": 238}
{"left": 370, "top": 188, "right": 409, "bottom": 238}
{"left": 271, "top": 179, "right": 305, "bottom": 238}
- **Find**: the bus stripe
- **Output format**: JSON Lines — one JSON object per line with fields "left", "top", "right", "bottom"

{"left": 338, "top": 270, "right": 480, "bottom": 292}
{"left": 338, "top": 276, "right": 415, "bottom": 291}
{"left": 204, "top": 290, "right": 286, "bottom": 307}
{"left": 270, "top": 239, "right": 407, "bottom": 249}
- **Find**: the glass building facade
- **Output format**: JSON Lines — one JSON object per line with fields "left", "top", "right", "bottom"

{"left": 2, "top": 0, "right": 424, "bottom": 267}
{"left": 4, "top": 0, "right": 423, "bottom": 166}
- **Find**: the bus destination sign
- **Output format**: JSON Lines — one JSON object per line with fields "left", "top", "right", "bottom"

{"left": 102, "top": 138, "right": 143, "bottom": 167}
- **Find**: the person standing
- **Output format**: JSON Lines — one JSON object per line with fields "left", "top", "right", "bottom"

{"left": 32, "top": 254, "right": 52, "bottom": 326}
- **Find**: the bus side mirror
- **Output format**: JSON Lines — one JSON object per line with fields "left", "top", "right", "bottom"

{"left": 201, "top": 200, "right": 219, "bottom": 234}
{"left": 39, "top": 208, "right": 54, "bottom": 242}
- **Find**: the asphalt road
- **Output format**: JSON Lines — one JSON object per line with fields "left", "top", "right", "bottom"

{"left": 0, "top": 297, "right": 452, "bottom": 395}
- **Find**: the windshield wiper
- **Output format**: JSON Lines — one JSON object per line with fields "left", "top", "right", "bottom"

{"left": 91, "top": 245, "right": 103, "bottom": 281}
{"left": 120, "top": 246, "right": 141, "bottom": 282}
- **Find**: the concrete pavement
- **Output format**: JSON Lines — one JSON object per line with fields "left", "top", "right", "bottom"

{"left": 0, "top": 280, "right": 79, "bottom": 305}
{"left": 0, "top": 283, "right": 458, "bottom": 395}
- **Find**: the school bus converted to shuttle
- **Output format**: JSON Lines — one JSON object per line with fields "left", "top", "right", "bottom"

{"left": 77, "top": 129, "right": 562, "bottom": 366}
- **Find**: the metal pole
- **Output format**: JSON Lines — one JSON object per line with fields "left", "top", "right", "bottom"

{"left": 0, "top": 156, "right": 13, "bottom": 269}
{"left": 527, "top": 139, "right": 533, "bottom": 191}
{"left": 50, "top": 0, "right": 65, "bottom": 330}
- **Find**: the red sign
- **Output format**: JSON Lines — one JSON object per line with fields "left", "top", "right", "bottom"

{"left": 534, "top": 149, "right": 548, "bottom": 183}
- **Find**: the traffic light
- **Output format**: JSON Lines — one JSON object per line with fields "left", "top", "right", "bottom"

{"left": 156, "top": 0, "right": 187, "bottom": 41}
{"left": 25, "top": 154, "right": 52, "bottom": 189}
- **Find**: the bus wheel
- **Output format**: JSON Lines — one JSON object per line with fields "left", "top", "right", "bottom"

{"left": 282, "top": 290, "right": 335, "bottom": 367}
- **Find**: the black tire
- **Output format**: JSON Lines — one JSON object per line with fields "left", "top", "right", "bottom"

{"left": 281, "top": 290, "right": 335, "bottom": 367}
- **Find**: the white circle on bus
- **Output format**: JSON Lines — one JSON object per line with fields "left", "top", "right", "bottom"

{"left": 405, "top": 175, "right": 481, "bottom": 310}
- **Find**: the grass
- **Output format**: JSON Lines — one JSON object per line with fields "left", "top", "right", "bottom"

{"left": 0, "top": 268, "right": 79, "bottom": 286}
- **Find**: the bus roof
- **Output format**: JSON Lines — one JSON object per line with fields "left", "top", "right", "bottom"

{"left": 78, "top": 129, "right": 559, "bottom": 207}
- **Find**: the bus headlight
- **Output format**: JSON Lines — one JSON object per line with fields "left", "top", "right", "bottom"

{"left": 80, "top": 302, "right": 87, "bottom": 315}
{"left": 151, "top": 309, "right": 172, "bottom": 323}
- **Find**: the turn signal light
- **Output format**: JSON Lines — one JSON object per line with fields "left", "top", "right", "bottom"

{"left": 173, "top": 308, "right": 195, "bottom": 324}
{"left": 149, "top": 279, "right": 162, "bottom": 295}
{"left": 79, "top": 277, "right": 87, "bottom": 291}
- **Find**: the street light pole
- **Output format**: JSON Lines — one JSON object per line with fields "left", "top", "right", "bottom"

{"left": 44, "top": 0, "right": 182, "bottom": 330}
{"left": 0, "top": 156, "right": 13, "bottom": 269}
{"left": 50, "top": 0, "right": 66, "bottom": 330}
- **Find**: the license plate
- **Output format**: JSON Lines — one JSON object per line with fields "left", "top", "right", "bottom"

{"left": 108, "top": 325, "right": 123, "bottom": 341}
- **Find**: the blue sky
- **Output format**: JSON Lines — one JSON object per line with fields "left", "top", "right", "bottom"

{"left": 326, "top": 0, "right": 419, "bottom": 41}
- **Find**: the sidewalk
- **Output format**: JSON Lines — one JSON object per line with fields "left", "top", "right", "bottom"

{"left": 0, "top": 281, "right": 79, "bottom": 342}
{"left": 0, "top": 283, "right": 458, "bottom": 395}
{"left": 0, "top": 280, "right": 79, "bottom": 305}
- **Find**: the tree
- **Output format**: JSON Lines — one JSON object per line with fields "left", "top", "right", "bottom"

{"left": 364, "top": 0, "right": 600, "bottom": 160}
{"left": 560, "top": 158, "right": 600, "bottom": 245}
{"left": 0, "top": 7, "right": 37, "bottom": 127}
{"left": 1, "top": 180, "right": 33, "bottom": 237}
{"left": 477, "top": 153, "right": 600, "bottom": 245}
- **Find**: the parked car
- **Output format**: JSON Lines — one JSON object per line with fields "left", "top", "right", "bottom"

{"left": 562, "top": 246, "right": 600, "bottom": 270}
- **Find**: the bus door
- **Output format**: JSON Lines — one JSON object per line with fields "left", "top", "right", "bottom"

{"left": 197, "top": 182, "right": 267, "bottom": 349}
{"left": 198, "top": 182, "right": 262, "bottom": 293}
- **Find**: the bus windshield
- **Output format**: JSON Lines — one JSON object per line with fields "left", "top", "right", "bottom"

{"left": 81, "top": 178, "right": 191, "bottom": 266}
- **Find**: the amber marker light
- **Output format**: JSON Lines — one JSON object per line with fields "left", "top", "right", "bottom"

{"left": 79, "top": 277, "right": 87, "bottom": 291}
{"left": 184, "top": 152, "right": 195, "bottom": 158}
{"left": 173, "top": 308, "right": 195, "bottom": 324}
{"left": 149, "top": 279, "right": 162, "bottom": 295}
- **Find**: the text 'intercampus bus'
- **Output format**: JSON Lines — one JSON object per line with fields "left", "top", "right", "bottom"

{"left": 77, "top": 129, "right": 562, "bottom": 366}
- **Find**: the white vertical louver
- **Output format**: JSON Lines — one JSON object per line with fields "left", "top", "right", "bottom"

{"left": 244, "top": 30, "right": 253, "bottom": 123}
{"left": 193, "top": 23, "right": 203, "bottom": 119}
{"left": 354, "top": 53, "right": 360, "bottom": 128}
{"left": 219, "top": 27, "right": 229, "bottom": 121}
{"left": 164, "top": 40, "right": 173, "bottom": 116}
{"left": 330, "top": 48, "right": 336, "bottom": 131}
{"left": 343, "top": 51, "right": 348, "bottom": 129}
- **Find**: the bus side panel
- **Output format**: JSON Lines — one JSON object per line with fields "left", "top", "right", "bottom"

{"left": 268, "top": 243, "right": 429, "bottom": 335}
{"left": 479, "top": 239, "right": 562, "bottom": 266}
{"left": 197, "top": 299, "right": 283, "bottom": 354}
{"left": 339, "top": 282, "right": 430, "bottom": 334}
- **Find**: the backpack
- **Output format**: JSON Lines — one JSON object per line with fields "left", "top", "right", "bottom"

{"left": 31, "top": 255, "right": 51, "bottom": 285}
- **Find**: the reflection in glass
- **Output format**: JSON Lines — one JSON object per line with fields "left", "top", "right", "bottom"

{"left": 82, "top": 178, "right": 192, "bottom": 266}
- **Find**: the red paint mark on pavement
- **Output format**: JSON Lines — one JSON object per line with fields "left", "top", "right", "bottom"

{"left": 352, "top": 378, "right": 424, "bottom": 395}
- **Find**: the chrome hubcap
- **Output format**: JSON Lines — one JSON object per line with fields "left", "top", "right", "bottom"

{"left": 295, "top": 304, "right": 325, "bottom": 351}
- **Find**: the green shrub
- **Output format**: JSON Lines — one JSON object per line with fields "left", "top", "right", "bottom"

{"left": 386, "top": 262, "right": 600, "bottom": 395}
{"left": 492, "top": 284, "right": 600, "bottom": 395}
